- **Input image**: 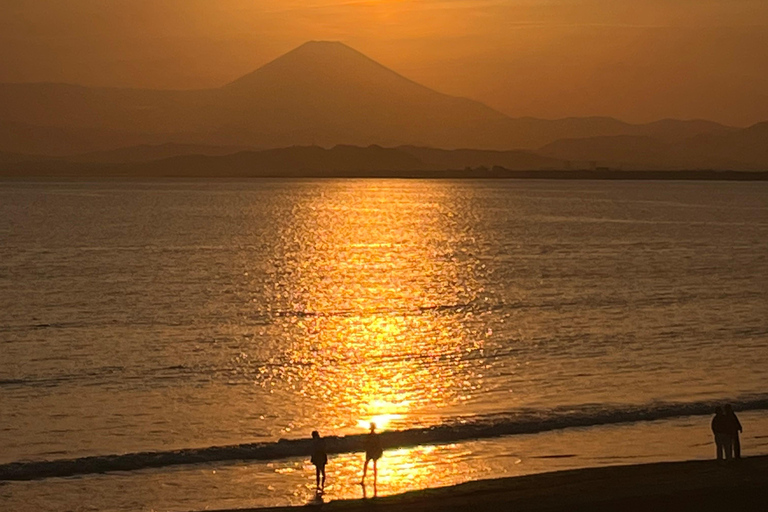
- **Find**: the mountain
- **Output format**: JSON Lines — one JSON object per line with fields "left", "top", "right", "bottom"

{"left": 133, "top": 145, "right": 426, "bottom": 176}
{"left": 0, "top": 41, "right": 739, "bottom": 158}
{"left": 0, "top": 145, "right": 420, "bottom": 177}
{"left": 634, "top": 119, "right": 735, "bottom": 142}
{"left": 0, "top": 42, "right": 513, "bottom": 153}
{"left": 538, "top": 123, "right": 768, "bottom": 170}
{"left": 210, "top": 41, "right": 517, "bottom": 149}
{"left": 0, "top": 119, "right": 163, "bottom": 156}
{"left": 678, "top": 121, "right": 768, "bottom": 169}
{"left": 539, "top": 136, "right": 729, "bottom": 170}
{"left": 540, "top": 136, "right": 672, "bottom": 168}
{"left": 69, "top": 143, "right": 251, "bottom": 164}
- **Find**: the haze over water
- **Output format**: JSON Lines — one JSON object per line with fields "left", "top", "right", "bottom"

{"left": 1, "top": 179, "right": 768, "bottom": 510}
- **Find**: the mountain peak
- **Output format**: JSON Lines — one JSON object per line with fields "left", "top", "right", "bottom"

{"left": 294, "top": 40, "right": 354, "bottom": 51}
{"left": 282, "top": 40, "right": 366, "bottom": 61}
{"left": 224, "top": 40, "right": 392, "bottom": 91}
{"left": 277, "top": 40, "right": 379, "bottom": 67}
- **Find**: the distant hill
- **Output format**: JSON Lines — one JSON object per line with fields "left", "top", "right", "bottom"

{"left": 538, "top": 122, "right": 768, "bottom": 170}
{"left": 634, "top": 119, "right": 735, "bottom": 143}
{"left": 0, "top": 144, "right": 570, "bottom": 177}
{"left": 2, "top": 145, "right": 764, "bottom": 180}
{"left": 132, "top": 145, "right": 425, "bottom": 176}
{"left": 0, "top": 119, "right": 163, "bottom": 156}
{"left": 678, "top": 121, "right": 768, "bottom": 169}
{"left": 0, "top": 41, "right": 742, "bottom": 159}
{"left": 69, "top": 143, "right": 252, "bottom": 164}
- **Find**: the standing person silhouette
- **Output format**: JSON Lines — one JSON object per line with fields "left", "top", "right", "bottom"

{"left": 310, "top": 431, "right": 327, "bottom": 492}
{"left": 361, "top": 422, "right": 383, "bottom": 491}
{"left": 711, "top": 407, "right": 731, "bottom": 462}
{"left": 724, "top": 404, "right": 743, "bottom": 459}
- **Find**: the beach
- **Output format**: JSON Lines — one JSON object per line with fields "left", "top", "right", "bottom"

{"left": 217, "top": 456, "right": 768, "bottom": 512}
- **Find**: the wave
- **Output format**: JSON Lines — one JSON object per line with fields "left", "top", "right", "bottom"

{"left": 2, "top": 395, "right": 767, "bottom": 481}
{"left": 6, "top": 289, "right": 761, "bottom": 337}
{"left": 0, "top": 302, "right": 495, "bottom": 335}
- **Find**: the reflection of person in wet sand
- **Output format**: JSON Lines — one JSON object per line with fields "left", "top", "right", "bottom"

{"left": 361, "top": 422, "right": 383, "bottom": 489}
{"left": 310, "top": 430, "right": 327, "bottom": 492}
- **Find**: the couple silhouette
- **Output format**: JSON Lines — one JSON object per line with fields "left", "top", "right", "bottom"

{"left": 711, "top": 404, "right": 743, "bottom": 462}
{"left": 310, "top": 422, "right": 383, "bottom": 496}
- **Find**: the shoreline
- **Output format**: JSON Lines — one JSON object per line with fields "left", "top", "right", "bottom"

{"left": 1, "top": 169, "right": 768, "bottom": 181}
{"left": 206, "top": 456, "right": 768, "bottom": 512}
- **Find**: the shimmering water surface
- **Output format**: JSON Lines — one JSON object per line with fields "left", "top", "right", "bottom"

{"left": 1, "top": 179, "right": 767, "bottom": 511}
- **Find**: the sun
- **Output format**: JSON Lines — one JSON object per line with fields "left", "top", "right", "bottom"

{"left": 356, "top": 399, "right": 410, "bottom": 430}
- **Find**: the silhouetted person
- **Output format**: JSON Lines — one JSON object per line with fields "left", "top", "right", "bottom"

{"left": 724, "top": 404, "right": 743, "bottom": 459}
{"left": 361, "top": 422, "right": 383, "bottom": 492}
{"left": 310, "top": 430, "right": 327, "bottom": 492}
{"left": 711, "top": 407, "right": 731, "bottom": 461}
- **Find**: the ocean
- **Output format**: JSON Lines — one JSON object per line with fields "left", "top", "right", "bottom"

{"left": 1, "top": 179, "right": 767, "bottom": 511}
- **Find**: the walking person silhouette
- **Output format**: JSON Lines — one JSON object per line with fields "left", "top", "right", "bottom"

{"left": 310, "top": 431, "right": 328, "bottom": 492}
{"left": 724, "top": 404, "right": 743, "bottom": 459}
{"left": 361, "top": 422, "right": 383, "bottom": 494}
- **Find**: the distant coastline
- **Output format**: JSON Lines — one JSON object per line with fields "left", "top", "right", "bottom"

{"left": 1, "top": 165, "right": 767, "bottom": 181}
{"left": 2, "top": 143, "right": 767, "bottom": 180}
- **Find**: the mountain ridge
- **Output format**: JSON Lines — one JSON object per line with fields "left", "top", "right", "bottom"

{"left": 0, "top": 40, "right": 763, "bottom": 169}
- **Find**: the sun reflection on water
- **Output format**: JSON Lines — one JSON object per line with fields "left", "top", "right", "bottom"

{"left": 262, "top": 181, "right": 487, "bottom": 438}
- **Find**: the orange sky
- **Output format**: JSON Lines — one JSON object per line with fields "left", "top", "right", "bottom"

{"left": 1, "top": 0, "right": 767, "bottom": 126}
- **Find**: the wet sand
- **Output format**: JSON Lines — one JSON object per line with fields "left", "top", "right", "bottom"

{"left": 206, "top": 455, "right": 768, "bottom": 512}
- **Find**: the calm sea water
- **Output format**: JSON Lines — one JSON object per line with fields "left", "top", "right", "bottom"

{"left": 1, "top": 179, "right": 767, "bottom": 510}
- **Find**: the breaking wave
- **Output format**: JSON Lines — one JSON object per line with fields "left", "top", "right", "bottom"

{"left": 2, "top": 395, "right": 766, "bottom": 481}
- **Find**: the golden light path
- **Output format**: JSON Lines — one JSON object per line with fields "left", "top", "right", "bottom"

{"left": 266, "top": 180, "right": 486, "bottom": 495}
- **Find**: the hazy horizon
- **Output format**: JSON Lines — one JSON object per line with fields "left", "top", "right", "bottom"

{"left": 2, "top": 0, "right": 767, "bottom": 127}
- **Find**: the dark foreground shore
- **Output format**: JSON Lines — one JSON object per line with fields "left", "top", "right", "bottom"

{"left": 204, "top": 456, "right": 768, "bottom": 512}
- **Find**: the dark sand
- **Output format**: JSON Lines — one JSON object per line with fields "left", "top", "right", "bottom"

{"left": 205, "top": 456, "right": 768, "bottom": 512}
